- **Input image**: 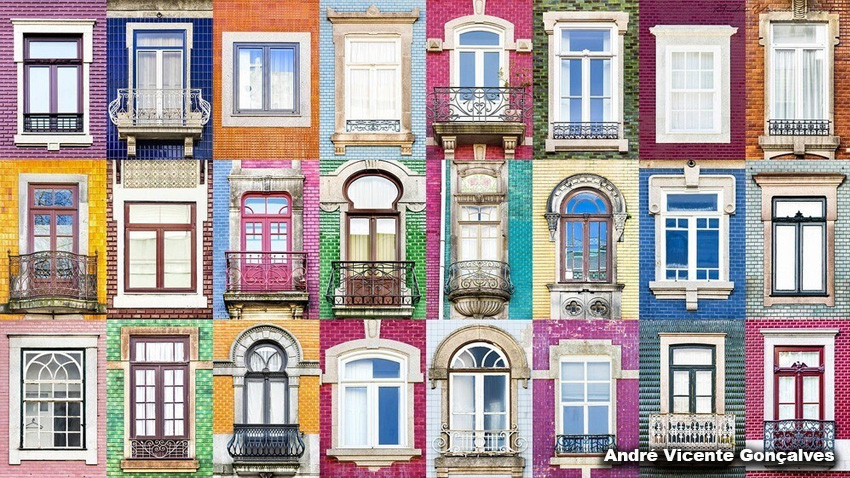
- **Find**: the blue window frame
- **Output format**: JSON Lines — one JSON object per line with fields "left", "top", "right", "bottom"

{"left": 234, "top": 43, "right": 299, "bottom": 115}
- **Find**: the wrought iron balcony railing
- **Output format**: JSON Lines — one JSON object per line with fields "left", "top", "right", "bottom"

{"left": 325, "top": 261, "right": 420, "bottom": 308}
{"left": 227, "top": 424, "right": 306, "bottom": 461}
{"left": 130, "top": 438, "right": 189, "bottom": 459}
{"left": 427, "top": 86, "right": 531, "bottom": 123}
{"left": 768, "top": 119, "right": 831, "bottom": 136}
{"left": 108, "top": 88, "right": 211, "bottom": 128}
{"left": 445, "top": 260, "right": 513, "bottom": 307}
{"left": 649, "top": 413, "right": 736, "bottom": 451}
{"left": 345, "top": 119, "right": 401, "bottom": 133}
{"left": 552, "top": 122, "right": 620, "bottom": 140}
{"left": 434, "top": 425, "right": 527, "bottom": 457}
{"left": 8, "top": 251, "right": 98, "bottom": 303}
{"left": 225, "top": 251, "right": 307, "bottom": 294}
{"left": 764, "top": 419, "right": 835, "bottom": 454}
{"left": 24, "top": 113, "right": 83, "bottom": 133}
{"left": 555, "top": 434, "right": 616, "bottom": 455}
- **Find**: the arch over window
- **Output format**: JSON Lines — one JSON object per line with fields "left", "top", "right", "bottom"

{"left": 451, "top": 342, "right": 508, "bottom": 369}
{"left": 560, "top": 189, "right": 612, "bottom": 283}
{"left": 244, "top": 342, "right": 290, "bottom": 424}
{"left": 345, "top": 173, "right": 402, "bottom": 211}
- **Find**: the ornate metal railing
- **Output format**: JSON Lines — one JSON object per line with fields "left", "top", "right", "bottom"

{"left": 225, "top": 251, "right": 307, "bottom": 293}
{"left": 227, "top": 424, "right": 306, "bottom": 461}
{"left": 130, "top": 438, "right": 189, "bottom": 459}
{"left": 427, "top": 86, "right": 531, "bottom": 123}
{"left": 345, "top": 119, "right": 401, "bottom": 133}
{"left": 434, "top": 425, "right": 527, "bottom": 456}
{"left": 768, "top": 119, "right": 830, "bottom": 136}
{"left": 24, "top": 113, "right": 83, "bottom": 133}
{"left": 552, "top": 122, "right": 620, "bottom": 140}
{"left": 326, "top": 261, "right": 420, "bottom": 307}
{"left": 445, "top": 260, "right": 513, "bottom": 300}
{"left": 555, "top": 434, "right": 616, "bottom": 455}
{"left": 108, "top": 88, "right": 211, "bottom": 127}
{"left": 649, "top": 413, "right": 736, "bottom": 451}
{"left": 8, "top": 251, "right": 97, "bottom": 302}
{"left": 764, "top": 420, "right": 835, "bottom": 453}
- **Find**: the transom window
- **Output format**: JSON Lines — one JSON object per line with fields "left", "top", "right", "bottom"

{"left": 670, "top": 345, "right": 715, "bottom": 414}
{"left": 459, "top": 205, "right": 501, "bottom": 262}
{"left": 449, "top": 343, "right": 509, "bottom": 451}
{"left": 234, "top": 43, "right": 299, "bottom": 114}
{"left": 130, "top": 337, "right": 189, "bottom": 440}
{"left": 774, "top": 346, "right": 823, "bottom": 420}
{"left": 22, "top": 350, "right": 84, "bottom": 449}
{"left": 772, "top": 198, "right": 826, "bottom": 295}
{"left": 559, "top": 358, "right": 611, "bottom": 437}
{"left": 560, "top": 190, "right": 611, "bottom": 282}
{"left": 244, "top": 343, "right": 289, "bottom": 424}
{"left": 340, "top": 354, "right": 406, "bottom": 448}
{"left": 661, "top": 192, "right": 722, "bottom": 281}
{"left": 770, "top": 24, "right": 827, "bottom": 121}
{"left": 24, "top": 36, "right": 83, "bottom": 133}
{"left": 345, "top": 36, "right": 401, "bottom": 122}
{"left": 555, "top": 25, "right": 617, "bottom": 124}
{"left": 29, "top": 184, "right": 78, "bottom": 253}
{"left": 455, "top": 28, "right": 504, "bottom": 89}
{"left": 125, "top": 202, "right": 195, "bottom": 292}
{"left": 667, "top": 48, "right": 720, "bottom": 133}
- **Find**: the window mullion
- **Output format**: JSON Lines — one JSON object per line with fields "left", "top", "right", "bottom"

{"left": 582, "top": 56, "right": 590, "bottom": 123}
{"left": 688, "top": 217, "right": 697, "bottom": 280}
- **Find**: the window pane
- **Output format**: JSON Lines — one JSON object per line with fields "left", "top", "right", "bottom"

{"left": 129, "top": 204, "right": 192, "bottom": 224}
{"left": 375, "top": 68, "right": 397, "bottom": 118}
{"left": 347, "top": 175, "right": 398, "bottom": 210}
{"left": 695, "top": 397, "right": 712, "bottom": 414}
{"left": 778, "top": 350, "right": 821, "bottom": 367}
{"left": 128, "top": 230, "right": 157, "bottom": 289}
{"left": 163, "top": 230, "right": 192, "bottom": 288}
{"left": 57, "top": 67, "right": 79, "bottom": 113}
{"left": 588, "top": 406, "right": 609, "bottom": 434}
{"left": 270, "top": 47, "right": 295, "bottom": 111}
{"left": 666, "top": 194, "right": 718, "bottom": 212}
{"left": 562, "top": 29, "right": 610, "bottom": 52}
{"left": 802, "top": 49, "right": 824, "bottom": 119}
{"left": 348, "top": 217, "right": 369, "bottom": 262}
{"left": 452, "top": 375, "right": 475, "bottom": 414}
{"left": 673, "top": 371, "right": 689, "bottom": 396}
{"left": 238, "top": 47, "right": 264, "bottom": 110}
{"left": 560, "top": 59, "right": 581, "bottom": 121}
{"left": 801, "top": 224, "right": 824, "bottom": 291}
{"left": 774, "top": 224, "right": 798, "bottom": 291}
{"left": 375, "top": 218, "right": 397, "bottom": 261}
{"left": 378, "top": 386, "right": 401, "bottom": 445}
{"left": 344, "top": 357, "right": 401, "bottom": 380}
{"left": 483, "top": 375, "right": 506, "bottom": 412}
{"left": 563, "top": 406, "right": 584, "bottom": 434}
{"left": 348, "top": 68, "right": 370, "bottom": 118}
{"left": 459, "top": 30, "right": 500, "bottom": 46}
{"left": 483, "top": 51, "right": 500, "bottom": 88}
{"left": 803, "top": 376, "right": 820, "bottom": 404}
{"left": 587, "top": 362, "right": 610, "bottom": 381}
{"left": 587, "top": 383, "right": 610, "bottom": 401}
{"left": 28, "top": 40, "right": 79, "bottom": 59}
{"left": 245, "top": 379, "right": 264, "bottom": 424}
{"left": 773, "top": 49, "right": 796, "bottom": 119}
{"left": 565, "top": 221, "right": 583, "bottom": 280}
{"left": 774, "top": 200, "right": 824, "bottom": 219}
{"left": 566, "top": 191, "right": 609, "bottom": 214}
{"left": 695, "top": 370, "right": 713, "bottom": 396}
{"left": 562, "top": 383, "right": 584, "bottom": 401}
{"left": 136, "top": 31, "right": 184, "bottom": 47}
{"left": 28, "top": 67, "right": 50, "bottom": 113}
{"left": 673, "top": 347, "right": 713, "bottom": 365}
{"left": 342, "top": 387, "right": 367, "bottom": 446}
{"left": 777, "top": 375, "right": 795, "bottom": 402}
{"left": 773, "top": 24, "right": 823, "bottom": 45}
{"left": 269, "top": 380, "right": 287, "bottom": 424}
{"left": 696, "top": 224, "right": 720, "bottom": 275}
{"left": 665, "top": 226, "right": 688, "bottom": 274}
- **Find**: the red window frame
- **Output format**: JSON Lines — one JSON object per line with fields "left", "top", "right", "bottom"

{"left": 124, "top": 202, "right": 197, "bottom": 293}
{"left": 559, "top": 188, "right": 612, "bottom": 284}
{"left": 28, "top": 184, "right": 79, "bottom": 253}
{"left": 240, "top": 193, "right": 292, "bottom": 252}
{"left": 23, "top": 36, "right": 84, "bottom": 127}
{"left": 774, "top": 346, "right": 825, "bottom": 420}
{"left": 129, "top": 336, "right": 190, "bottom": 440}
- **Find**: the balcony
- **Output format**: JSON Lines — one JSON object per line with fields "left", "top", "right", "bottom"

{"left": 224, "top": 251, "right": 309, "bottom": 319}
{"left": 434, "top": 425, "right": 527, "bottom": 457}
{"left": 764, "top": 420, "right": 835, "bottom": 454}
{"left": 546, "top": 122, "right": 628, "bottom": 153}
{"left": 445, "top": 260, "right": 513, "bottom": 318}
{"left": 130, "top": 438, "right": 190, "bottom": 459}
{"left": 226, "top": 424, "right": 305, "bottom": 476}
{"left": 24, "top": 113, "right": 83, "bottom": 133}
{"left": 759, "top": 119, "right": 840, "bottom": 159}
{"left": 108, "top": 88, "right": 211, "bottom": 158}
{"left": 5, "top": 251, "right": 102, "bottom": 314}
{"left": 427, "top": 86, "right": 530, "bottom": 159}
{"left": 325, "top": 261, "right": 419, "bottom": 318}
{"left": 649, "top": 413, "right": 735, "bottom": 453}
{"left": 554, "top": 434, "right": 616, "bottom": 455}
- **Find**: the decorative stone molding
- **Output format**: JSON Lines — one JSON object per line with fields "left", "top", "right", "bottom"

{"left": 547, "top": 284, "right": 623, "bottom": 320}
{"left": 123, "top": 159, "right": 200, "bottom": 188}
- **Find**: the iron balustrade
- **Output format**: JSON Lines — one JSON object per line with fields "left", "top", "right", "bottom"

{"left": 326, "top": 261, "right": 420, "bottom": 308}
{"left": 649, "top": 413, "right": 736, "bottom": 451}
{"left": 764, "top": 419, "right": 835, "bottom": 453}
{"left": 551, "top": 122, "right": 620, "bottom": 140}
{"left": 24, "top": 113, "right": 83, "bottom": 133}
{"left": 433, "top": 425, "right": 526, "bottom": 456}
{"left": 225, "top": 251, "right": 307, "bottom": 293}
{"left": 427, "top": 86, "right": 531, "bottom": 123}
{"left": 8, "top": 251, "right": 97, "bottom": 302}
{"left": 345, "top": 119, "right": 401, "bottom": 133}
{"left": 130, "top": 438, "right": 190, "bottom": 459}
{"left": 108, "top": 88, "right": 211, "bottom": 127}
{"left": 227, "top": 424, "right": 306, "bottom": 461}
{"left": 768, "top": 119, "right": 831, "bottom": 136}
{"left": 554, "top": 434, "right": 616, "bottom": 455}
{"left": 444, "top": 260, "right": 513, "bottom": 300}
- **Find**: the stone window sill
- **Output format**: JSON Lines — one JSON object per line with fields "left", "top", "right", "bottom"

{"left": 649, "top": 280, "right": 734, "bottom": 311}
{"left": 765, "top": 293, "right": 833, "bottom": 307}
{"left": 326, "top": 447, "right": 421, "bottom": 470}
{"left": 14, "top": 134, "right": 93, "bottom": 149}
{"left": 331, "top": 132, "right": 415, "bottom": 155}
{"left": 121, "top": 458, "right": 199, "bottom": 472}
{"left": 545, "top": 137, "right": 628, "bottom": 153}
{"left": 758, "top": 134, "right": 841, "bottom": 159}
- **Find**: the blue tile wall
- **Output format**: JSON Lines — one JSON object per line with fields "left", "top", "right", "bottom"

{"left": 508, "top": 160, "right": 533, "bottom": 319}
{"left": 212, "top": 159, "right": 232, "bottom": 319}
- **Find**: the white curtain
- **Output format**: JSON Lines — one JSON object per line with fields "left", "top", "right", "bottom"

{"left": 347, "top": 176, "right": 398, "bottom": 210}
{"left": 128, "top": 230, "right": 157, "bottom": 289}
{"left": 270, "top": 48, "right": 295, "bottom": 110}
{"left": 348, "top": 41, "right": 398, "bottom": 119}
{"left": 803, "top": 376, "right": 820, "bottom": 419}
{"left": 269, "top": 380, "right": 287, "bottom": 424}
{"left": 777, "top": 376, "right": 795, "bottom": 419}
{"left": 801, "top": 224, "right": 824, "bottom": 291}
{"left": 239, "top": 48, "right": 264, "bottom": 110}
{"left": 344, "top": 358, "right": 373, "bottom": 380}
{"left": 129, "top": 203, "right": 191, "bottom": 224}
{"left": 773, "top": 50, "right": 795, "bottom": 119}
{"left": 774, "top": 225, "right": 798, "bottom": 291}
{"left": 348, "top": 68, "right": 370, "bottom": 119}
{"left": 802, "top": 49, "right": 824, "bottom": 119}
{"left": 246, "top": 379, "right": 264, "bottom": 424}
{"left": 163, "top": 230, "right": 192, "bottom": 289}
{"left": 342, "top": 387, "right": 368, "bottom": 446}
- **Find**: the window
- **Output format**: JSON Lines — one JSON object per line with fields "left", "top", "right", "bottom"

{"left": 125, "top": 202, "right": 196, "bottom": 292}
{"left": 774, "top": 347, "right": 823, "bottom": 420}
{"left": 242, "top": 194, "right": 291, "bottom": 253}
{"left": 244, "top": 343, "right": 289, "bottom": 424}
{"left": 770, "top": 24, "right": 827, "bottom": 122}
{"left": 455, "top": 28, "right": 503, "bottom": 88}
{"left": 555, "top": 25, "right": 616, "bottom": 126}
{"left": 22, "top": 350, "right": 85, "bottom": 449}
{"left": 339, "top": 354, "right": 405, "bottom": 448}
{"left": 458, "top": 205, "right": 501, "bottom": 262}
{"left": 560, "top": 190, "right": 610, "bottom": 282}
{"left": 559, "top": 358, "right": 611, "bottom": 438}
{"left": 345, "top": 36, "right": 401, "bottom": 128}
{"left": 130, "top": 338, "right": 189, "bottom": 445}
{"left": 133, "top": 30, "right": 186, "bottom": 120}
{"left": 29, "top": 185, "right": 78, "bottom": 254}
{"left": 772, "top": 198, "right": 826, "bottom": 295}
{"left": 346, "top": 174, "right": 401, "bottom": 262}
{"left": 234, "top": 43, "right": 299, "bottom": 115}
{"left": 670, "top": 345, "right": 715, "bottom": 414}
{"left": 24, "top": 36, "right": 82, "bottom": 133}
{"left": 667, "top": 49, "right": 719, "bottom": 133}
{"left": 449, "top": 343, "right": 510, "bottom": 452}
{"left": 661, "top": 192, "right": 722, "bottom": 281}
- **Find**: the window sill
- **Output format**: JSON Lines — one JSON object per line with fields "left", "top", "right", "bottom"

{"left": 14, "top": 133, "right": 93, "bottom": 149}
{"left": 765, "top": 293, "right": 833, "bottom": 307}
{"left": 120, "top": 458, "right": 199, "bottom": 472}
{"left": 113, "top": 293, "right": 208, "bottom": 309}
{"left": 223, "top": 112, "right": 310, "bottom": 128}
{"left": 330, "top": 131, "right": 415, "bottom": 155}
{"left": 550, "top": 455, "right": 612, "bottom": 469}
{"left": 758, "top": 134, "right": 841, "bottom": 159}
{"left": 326, "top": 447, "right": 421, "bottom": 471}
{"left": 545, "top": 137, "right": 628, "bottom": 153}
{"left": 648, "top": 280, "right": 734, "bottom": 311}
{"left": 656, "top": 131, "right": 729, "bottom": 144}
{"left": 10, "top": 448, "right": 96, "bottom": 465}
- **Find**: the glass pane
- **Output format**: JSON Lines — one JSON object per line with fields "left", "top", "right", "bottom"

{"left": 54, "top": 189, "right": 74, "bottom": 207}
{"left": 129, "top": 204, "right": 192, "bottom": 224}
{"left": 774, "top": 200, "right": 824, "bottom": 219}
{"left": 347, "top": 176, "right": 399, "bottom": 210}
{"left": 695, "top": 370, "right": 713, "bottom": 395}
{"left": 56, "top": 67, "right": 79, "bottom": 113}
{"left": 460, "top": 51, "right": 476, "bottom": 85}
{"left": 587, "top": 383, "right": 610, "bottom": 401}
{"left": 562, "top": 383, "right": 584, "bottom": 401}
{"left": 695, "top": 397, "right": 712, "bottom": 414}
{"left": 459, "top": 30, "right": 500, "bottom": 46}
{"left": 270, "top": 47, "right": 296, "bottom": 110}
{"left": 801, "top": 224, "right": 824, "bottom": 291}
{"left": 484, "top": 412, "right": 506, "bottom": 431}
{"left": 484, "top": 51, "right": 500, "bottom": 88}
{"left": 560, "top": 59, "right": 581, "bottom": 121}
{"left": 344, "top": 357, "right": 400, "bottom": 379}
{"left": 348, "top": 217, "right": 369, "bottom": 261}
{"left": 375, "top": 68, "right": 397, "bottom": 118}
{"left": 588, "top": 406, "right": 609, "bottom": 434}
{"left": 163, "top": 230, "right": 192, "bottom": 288}
{"left": 773, "top": 24, "right": 823, "bottom": 45}
{"left": 802, "top": 49, "right": 824, "bottom": 119}
{"left": 483, "top": 375, "right": 506, "bottom": 412}
{"left": 778, "top": 403, "right": 795, "bottom": 420}
{"left": 452, "top": 375, "right": 475, "bottom": 414}
{"left": 673, "top": 370, "right": 689, "bottom": 396}
{"left": 342, "top": 387, "right": 367, "bottom": 447}
{"left": 28, "top": 40, "right": 79, "bottom": 59}
{"left": 561, "top": 362, "right": 584, "bottom": 381}
{"left": 562, "top": 29, "right": 610, "bottom": 52}
{"left": 696, "top": 227, "right": 720, "bottom": 270}
{"left": 378, "top": 386, "right": 401, "bottom": 445}
{"left": 774, "top": 225, "right": 798, "bottom": 291}
{"left": 803, "top": 404, "right": 820, "bottom": 420}
{"left": 375, "top": 218, "right": 397, "bottom": 261}
{"left": 238, "top": 47, "right": 264, "bottom": 110}
{"left": 566, "top": 191, "right": 609, "bottom": 214}
{"left": 773, "top": 49, "right": 796, "bottom": 119}
{"left": 665, "top": 227, "right": 688, "bottom": 272}
{"left": 666, "top": 194, "right": 718, "bottom": 212}
{"left": 563, "top": 406, "right": 584, "bottom": 434}
{"left": 778, "top": 350, "right": 821, "bottom": 367}
{"left": 673, "top": 347, "right": 713, "bottom": 365}
{"left": 246, "top": 379, "right": 263, "bottom": 423}
{"left": 136, "top": 31, "right": 184, "bottom": 47}
{"left": 673, "top": 396, "right": 690, "bottom": 413}
{"left": 128, "top": 230, "right": 157, "bottom": 289}
{"left": 162, "top": 51, "right": 183, "bottom": 90}
{"left": 28, "top": 67, "right": 50, "bottom": 113}
{"left": 348, "top": 68, "right": 370, "bottom": 118}
{"left": 587, "top": 362, "right": 610, "bottom": 381}
{"left": 803, "top": 376, "right": 820, "bottom": 403}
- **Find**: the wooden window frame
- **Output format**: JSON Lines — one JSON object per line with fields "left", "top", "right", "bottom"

{"left": 129, "top": 336, "right": 190, "bottom": 441}
{"left": 240, "top": 192, "right": 292, "bottom": 253}
{"left": 559, "top": 188, "right": 612, "bottom": 284}
{"left": 28, "top": 183, "right": 79, "bottom": 254}
{"left": 773, "top": 345, "right": 825, "bottom": 420}
{"left": 668, "top": 344, "right": 716, "bottom": 414}
{"left": 343, "top": 172, "right": 403, "bottom": 262}
{"left": 23, "top": 35, "right": 83, "bottom": 130}
{"left": 124, "top": 202, "right": 197, "bottom": 293}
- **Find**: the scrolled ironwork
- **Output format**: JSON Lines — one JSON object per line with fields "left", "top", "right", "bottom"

{"left": 433, "top": 424, "right": 526, "bottom": 456}
{"left": 427, "top": 86, "right": 531, "bottom": 123}
{"left": 130, "top": 438, "right": 189, "bottom": 459}
{"left": 552, "top": 122, "right": 620, "bottom": 140}
{"left": 554, "top": 434, "right": 616, "bottom": 455}
{"left": 24, "top": 113, "right": 83, "bottom": 133}
{"left": 225, "top": 251, "right": 308, "bottom": 293}
{"left": 345, "top": 119, "right": 401, "bottom": 133}
{"left": 8, "top": 251, "right": 97, "bottom": 302}
{"left": 445, "top": 260, "right": 513, "bottom": 300}
{"left": 325, "top": 261, "right": 420, "bottom": 307}
{"left": 108, "top": 88, "right": 211, "bottom": 127}
{"left": 227, "top": 424, "right": 306, "bottom": 461}
{"left": 768, "top": 119, "right": 830, "bottom": 136}
{"left": 763, "top": 419, "right": 835, "bottom": 453}
{"left": 649, "top": 413, "right": 736, "bottom": 451}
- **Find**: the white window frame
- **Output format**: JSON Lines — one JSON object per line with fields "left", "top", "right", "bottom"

{"left": 343, "top": 35, "right": 402, "bottom": 123}
{"left": 768, "top": 22, "right": 829, "bottom": 122}
{"left": 657, "top": 188, "right": 727, "bottom": 283}
{"left": 452, "top": 25, "right": 506, "bottom": 88}
{"left": 457, "top": 204, "right": 502, "bottom": 262}
{"left": 125, "top": 23, "right": 193, "bottom": 93}
{"left": 9, "top": 335, "right": 98, "bottom": 465}
{"left": 557, "top": 356, "right": 613, "bottom": 437}
{"left": 338, "top": 351, "right": 408, "bottom": 449}
{"left": 666, "top": 46, "right": 722, "bottom": 134}
{"left": 12, "top": 19, "right": 95, "bottom": 149}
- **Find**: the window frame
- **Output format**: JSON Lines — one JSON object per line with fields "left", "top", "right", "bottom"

{"left": 232, "top": 42, "right": 300, "bottom": 116}
{"left": 457, "top": 204, "right": 502, "bottom": 262}
{"left": 773, "top": 346, "right": 824, "bottom": 420}
{"left": 23, "top": 35, "right": 83, "bottom": 133}
{"left": 452, "top": 25, "right": 506, "bottom": 88}
{"left": 343, "top": 172, "right": 402, "bottom": 262}
{"left": 658, "top": 188, "right": 726, "bottom": 283}
{"left": 668, "top": 344, "right": 716, "bottom": 414}
{"left": 448, "top": 342, "right": 511, "bottom": 434}
{"left": 770, "top": 196, "right": 827, "bottom": 297}
{"left": 123, "top": 201, "right": 197, "bottom": 293}
{"left": 665, "top": 45, "right": 722, "bottom": 135}
{"left": 768, "top": 22, "right": 829, "bottom": 122}
{"left": 240, "top": 192, "right": 292, "bottom": 253}
{"left": 343, "top": 34, "right": 403, "bottom": 123}
{"left": 129, "top": 336, "right": 190, "bottom": 441}
{"left": 28, "top": 183, "right": 79, "bottom": 254}
{"left": 242, "top": 342, "right": 290, "bottom": 425}
{"left": 559, "top": 188, "right": 612, "bottom": 284}
{"left": 131, "top": 29, "right": 187, "bottom": 91}
{"left": 557, "top": 356, "right": 613, "bottom": 437}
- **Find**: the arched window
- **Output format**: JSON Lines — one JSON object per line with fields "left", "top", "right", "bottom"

{"left": 23, "top": 351, "right": 84, "bottom": 449}
{"left": 244, "top": 343, "right": 289, "bottom": 424}
{"left": 448, "top": 342, "right": 509, "bottom": 452}
{"left": 560, "top": 189, "right": 611, "bottom": 283}
{"left": 345, "top": 173, "right": 402, "bottom": 262}
{"left": 454, "top": 27, "right": 504, "bottom": 89}
{"left": 339, "top": 353, "right": 406, "bottom": 448}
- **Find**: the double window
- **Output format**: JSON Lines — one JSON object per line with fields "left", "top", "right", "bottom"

{"left": 130, "top": 337, "right": 189, "bottom": 442}
{"left": 772, "top": 198, "right": 826, "bottom": 295}
{"left": 660, "top": 192, "right": 722, "bottom": 281}
{"left": 560, "top": 190, "right": 611, "bottom": 282}
{"left": 24, "top": 36, "right": 82, "bottom": 133}
{"left": 244, "top": 343, "right": 289, "bottom": 424}
{"left": 29, "top": 185, "right": 78, "bottom": 254}
{"left": 555, "top": 25, "right": 617, "bottom": 126}
{"left": 22, "top": 350, "right": 85, "bottom": 449}
{"left": 125, "top": 202, "right": 196, "bottom": 292}
{"left": 346, "top": 174, "right": 401, "bottom": 262}
{"left": 133, "top": 30, "right": 186, "bottom": 121}
{"left": 559, "top": 358, "right": 611, "bottom": 438}
{"left": 449, "top": 343, "right": 509, "bottom": 452}
{"left": 340, "top": 354, "right": 405, "bottom": 448}
{"left": 455, "top": 28, "right": 503, "bottom": 89}
{"left": 774, "top": 347, "right": 823, "bottom": 420}
{"left": 770, "top": 24, "right": 827, "bottom": 122}
{"left": 670, "top": 345, "right": 715, "bottom": 414}
{"left": 458, "top": 205, "right": 501, "bottom": 262}
{"left": 234, "top": 43, "right": 299, "bottom": 115}
{"left": 345, "top": 36, "right": 401, "bottom": 126}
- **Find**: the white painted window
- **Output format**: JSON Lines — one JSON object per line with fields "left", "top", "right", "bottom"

{"left": 558, "top": 357, "right": 611, "bottom": 436}
{"left": 454, "top": 27, "right": 504, "bottom": 88}
{"left": 458, "top": 205, "right": 501, "bottom": 262}
{"left": 667, "top": 48, "right": 720, "bottom": 133}
{"left": 22, "top": 351, "right": 85, "bottom": 449}
{"left": 770, "top": 23, "right": 828, "bottom": 121}
{"left": 344, "top": 36, "right": 401, "bottom": 122}
{"left": 339, "top": 353, "right": 406, "bottom": 448}
{"left": 554, "top": 23, "right": 618, "bottom": 125}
